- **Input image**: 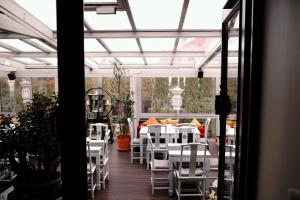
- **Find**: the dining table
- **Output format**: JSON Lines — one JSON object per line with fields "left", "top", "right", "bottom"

{"left": 138, "top": 125, "right": 201, "bottom": 164}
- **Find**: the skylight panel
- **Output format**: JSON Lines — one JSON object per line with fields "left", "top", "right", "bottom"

{"left": 234, "top": 14, "right": 239, "bottom": 28}
{"left": 85, "top": 58, "right": 98, "bottom": 67}
{"left": 183, "top": 0, "right": 226, "bottom": 29}
{"left": 12, "top": 58, "right": 42, "bottom": 65}
{"left": 128, "top": 0, "right": 183, "bottom": 29}
{"left": 177, "top": 38, "right": 220, "bottom": 52}
{"left": 15, "top": 0, "right": 56, "bottom": 30}
{"left": 173, "top": 57, "right": 198, "bottom": 65}
{"left": 0, "top": 39, "right": 41, "bottom": 52}
{"left": 140, "top": 38, "right": 175, "bottom": 51}
{"left": 0, "top": 47, "right": 11, "bottom": 52}
{"left": 84, "top": 0, "right": 117, "bottom": 2}
{"left": 102, "top": 39, "right": 139, "bottom": 51}
{"left": 118, "top": 57, "right": 144, "bottom": 65}
{"left": 228, "top": 37, "right": 238, "bottom": 51}
{"left": 145, "top": 57, "right": 172, "bottom": 65}
{"left": 84, "top": 11, "right": 131, "bottom": 30}
{"left": 84, "top": 39, "right": 106, "bottom": 51}
{"left": 30, "top": 39, "right": 56, "bottom": 52}
{"left": 91, "top": 57, "right": 112, "bottom": 65}
{"left": 40, "top": 58, "right": 57, "bottom": 65}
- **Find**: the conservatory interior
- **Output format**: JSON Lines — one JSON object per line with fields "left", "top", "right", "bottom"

{"left": 0, "top": 0, "right": 239, "bottom": 199}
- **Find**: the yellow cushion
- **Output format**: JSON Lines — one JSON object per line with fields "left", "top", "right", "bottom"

{"left": 168, "top": 119, "right": 179, "bottom": 126}
{"left": 190, "top": 118, "right": 202, "bottom": 128}
{"left": 159, "top": 118, "right": 169, "bottom": 125}
{"left": 226, "top": 120, "right": 236, "bottom": 128}
{"left": 143, "top": 117, "right": 160, "bottom": 126}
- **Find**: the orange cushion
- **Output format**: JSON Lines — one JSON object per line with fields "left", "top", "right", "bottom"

{"left": 142, "top": 117, "right": 160, "bottom": 126}
{"left": 190, "top": 118, "right": 202, "bottom": 128}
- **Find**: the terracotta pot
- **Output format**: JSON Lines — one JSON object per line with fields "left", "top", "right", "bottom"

{"left": 116, "top": 135, "right": 131, "bottom": 151}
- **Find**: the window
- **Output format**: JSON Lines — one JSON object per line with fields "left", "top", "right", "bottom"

{"left": 141, "top": 77, "right": 216, "bottom": 113}
{"left": 31, "top": 78, "right": 55, "bottom": 97}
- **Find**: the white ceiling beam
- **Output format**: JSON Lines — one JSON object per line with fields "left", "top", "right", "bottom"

{"left": 171, "top": 0, "right": 190, "bottom": 65}
{"left": 20, "top": 39, "right": 51, "bottom": 53}
{"left": 14, "top": 67, "right": 238, "bottom": 78}
{"left": 0, "top": 32, "right": 33, "bottom": 39}
{"left": 122, "top": 0, "right": 146, "bottom": 65}
{"left": 0, "top": 13, "right": 38, "bottom": 38}
{"left": 0, "top": 0, "right": 56, "bottom": 49}
{"left": 2, "top": 51, "right": 233, "bottom": 58}
{"left": 52, "top": 29, "right": 239, "bottom": 38}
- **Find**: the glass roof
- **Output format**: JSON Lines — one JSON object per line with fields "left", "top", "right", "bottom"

{"left": 12, "top": 58, "right": 42, "bottom": 65}
{"left": 128, "top": 0, "right": 183, "bottom": 29}
{"left": 91, "top": 57, "right": 112, "bottom": 65}
{"left": 84, "top": 39, "right": 106, "bottom": 51}
{"left": 183, "top": 0, "right": 226, "bottom": 29}
{"left": 146, "top": 57, "right": 172, "bottom": 65}
{"left": 177, "top": 38, "right": 220, "bottom": 52}
{"left": 0, "top": 39, "right": 41, "bottom": 52}
{"left": 30, "top": 39, "right": 56, "bottom": 52}
{"left": 40, "top": 58, "right": 57, "bottom": 65}
{"left": 0, "top": 0, "right": 239, "bottom": 73}
{"left": 118, "top": 57, "right": 144, "bottom": 65}
{"left": 0, "top": 47, "right": 11, "bottom": 52}
{"left": 15, "top": 0, "right": 57, "bottom": 30}
{"left": 140, "top": 38, "right": 175, "bottom": 51}
{"left": 84, "top": 11, "right": 132, "bottom": 30}
{"left": 102, "top": 39, "right": 139, "bottom": 51}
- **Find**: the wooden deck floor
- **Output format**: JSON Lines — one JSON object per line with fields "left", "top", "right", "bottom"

{"left": 93, "top": 139, "right": 219, "bottom": 200}
{"left": 93, "top": 142, "right": 174, "bottom": 200}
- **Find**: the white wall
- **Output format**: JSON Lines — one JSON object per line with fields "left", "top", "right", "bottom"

{"left": 257, "top": 0, "right": 300, "bottom": 199}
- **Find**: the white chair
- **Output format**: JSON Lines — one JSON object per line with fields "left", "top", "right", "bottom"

{"left": 204, "top": 118, "right": 211, "bottom": 140}
{"left": 99, "top": 129, "right": 110, "bottom": 189}
{"left": 147, "top": 133, "right": 171, "bottom": 195}
{"left": 89, "top": 123, "right": 108, "bottom": 140}
{"left": 174, "top": 126, "right": 195, "bottom": 144}
{"left": 146, "top": 124, "right": 168, "bottom": 170}
{"left": 86, "top": 140, "right": 97, "bottom": 199}
{"left": 174, "top": 143, "right": 208, "bottom": 200}
{"left": 128, "top": 118, "right": 143, "bottom": 163}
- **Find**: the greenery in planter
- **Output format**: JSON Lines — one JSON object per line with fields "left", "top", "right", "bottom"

{"left": 111, "top": 60, "right": 134, "bottom": 136}
{"left": 0, "top": 93, "right": 60, "bottom": 185}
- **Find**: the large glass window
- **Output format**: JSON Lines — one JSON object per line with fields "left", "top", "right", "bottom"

{"left": 85, "top": 78, "right": 99, "bottom": 92}
{"left": 227, "top": 78, "right": 238, "bottom": 114}
{"left": 31, "top": 78, "right": 55, "bottom": 97}
{"left": 102, "top": 77, "right": 130, "bottom": 97}
{"left": 141, "top": 77, "right": 215, "bottom": 113}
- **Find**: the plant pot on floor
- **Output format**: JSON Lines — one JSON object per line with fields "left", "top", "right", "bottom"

{"left": 12, "top": 172, "right": 61, "bottom": 200}
{"left": 116, "top": 135, "right": 131, "bottom": 151}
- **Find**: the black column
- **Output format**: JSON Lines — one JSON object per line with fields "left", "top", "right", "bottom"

{"left": 56, "top": 0, "right": 87, "bottom": 199}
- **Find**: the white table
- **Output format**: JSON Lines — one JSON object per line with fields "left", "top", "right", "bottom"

{"left": 168, "top": 149, "right": 211, "bottom": 196}
{"left": 139, "top": 125, "right": 201, "bottom": 164}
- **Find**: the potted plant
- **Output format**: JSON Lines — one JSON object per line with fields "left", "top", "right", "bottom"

{"left": 0, "top": 93, "right": 61, "bottom": 200}
{"left": 111, "top": 61, "right": 134, "bottom": 150}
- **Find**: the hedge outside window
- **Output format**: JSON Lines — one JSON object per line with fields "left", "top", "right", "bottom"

{"left": 227, "top": 78, "right": 238, "bottom": 114}
{"left": 141, "top": 77, "right": 215, "bottom": 113}
{"left": 31, "top": 78, "right": 55, "bottom": 97}
{"left": 85, "top": 77, "right": 99, "bottom": 92}
{"left": 0, "top": 77, "right": 24, "bottom": 113}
